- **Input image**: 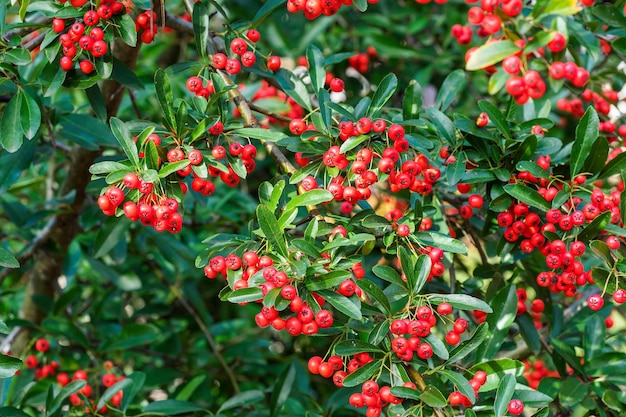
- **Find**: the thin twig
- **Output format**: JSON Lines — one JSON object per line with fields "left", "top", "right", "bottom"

{"left": 248, "top": 102, "right": 293, "bottom": 123}
{"left": 169, "top": 284, "right": 241, "bottom": 394}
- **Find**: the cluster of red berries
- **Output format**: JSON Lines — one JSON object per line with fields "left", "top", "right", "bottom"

{"left": 348, "top": 51, "right": 373, "bottom": 74}
{"left": 292, "top": 117, "right": 441, "bottom": 215}
{"left": 53, "top": 7, "right": 118, "bottom": 73}
{"left": 22, "top": 338, "right": 125, "bottom": 413}
{"left": 203, "top": 251, "right": 367, "bottom": 336}
{"left": 448, "top": 370, "right": 488, "bottom": 407}
{"left": 451, "top": 0, "right": 522, "bottom": 45}
{"left": 286, "top": 0, "right": 376, "bottom": 20}
{"left": 523, "top": 359, "right": 560, "bottom": 390}
{"left": 135, "top": 10, "right": 158, "bottom": 44}
{"left": 211, "top": 31, "right": 280, "bottom": 74}
{"left": 347, "top": 377, "right": 409, "bottom": 417}
{"left": 185, "top": 76, "right": 214, "bottom": 99}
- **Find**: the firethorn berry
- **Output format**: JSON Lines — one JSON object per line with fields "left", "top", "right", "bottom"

{"left": 587, "top": 294, "right": 604, "bottom": 311}
{"left": 508, "top": 399, "right": 524, "bottom": 415}
{"left": 502, "top": 55, "right": 521, "bottom": 74}
{"left": 445, "top": 330, "right": 460, "bottom": 345}
{"left": 397, "top": 224, "right": 410, "bottom": 237}
{"left": 267, "top": 56, "right": 281, "bottom": 71}
{"left": 476, "top": 112, "right": 489, "bottom": 127}
{"left": 246, "top": 29, "right": 260, "bottom": 42}
{"left": 613, "top": 289, "right": 626, "bottom": 304}
{"left": 453, "top": 318, "right": 468, "bottom": 334}
{"left": 417, "top": 343, "right": 433, "bottom": 359}
{"left": 468, "top": 194, "right": 484, "bottom": 208}
{"left": 60, "top": 56, "right": 73, "bottom": 71}
{"left": 437, "top": 302, "right": 452, "bottom": 316}
{"left": 52, "top": 18, "right": 65, "bottom": 33}
{"left": 35, "top": 338, "right": 50, "bottom": 352}
{"left": 212, "top": 53, "right": 227, "bottom": 69}
{"left": 606, "top": 236, "right": 620, "bottom": 250}
{"left": 329, "top": 77, "right": 344, "bottom": 92}
{"left": 79, "top": 60, "right": 94, "bottom": 75}
{"left": 186, "top": 76, "right": 202, "bottom": 93}
{"left": 230, "top": 37, "right": 247, "bottom": 55}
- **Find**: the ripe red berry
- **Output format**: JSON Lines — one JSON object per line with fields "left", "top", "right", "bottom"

{"left": 329, "top": 77, "right": 344, "bottom": 92}
{"left": 587, "top": 294, "right": 604, "bottom": 311}
{"left": 52, "top": 18, "right": 65, "bottom": 33}
{"left": 246, "top": 29, "right": 261, "bottom": 42}
{"left": 613, "top": 289, "right": 626, "bottom": 304}
{"left": 437, "top": 302, "right": 452, "bottom": 316}
{"left": 508, "top": 399, "right": 524, "bottom": 415}
{"left": 606, "top": 236, "right": 620, "bottom": 250}
{"left": 79, "top": 60, "right": 94, "bottom": 74}
{"left": 267, "top": 56, "right": 281, "bottom": 71}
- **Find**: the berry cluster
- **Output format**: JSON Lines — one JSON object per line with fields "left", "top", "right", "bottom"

{"left": 135, "top": 10, "right": 158, "bottom": 44}
{"left": 204, "top": 251, "right": 353, "bottom": 336}
{"left": 448, "top": 370, "right": 487, "bottom": 407}
{"left": 22, "top": 338, "right": 125, "bottom": 414}
{"left": 451, "top": 0, "right": 522, "bottom": 45}
{"left": 286, "top": 0, "right": 376, "bottom": 20}
{"left": 523, "top": 359, "right": 560, "bottom": 390}
{"left": 211, "top": 31, "right": 281, "bottom": 74}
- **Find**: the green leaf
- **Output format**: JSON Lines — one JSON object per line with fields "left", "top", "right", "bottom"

{"left": 559, "top": 377, "right": 588, "bottom": 408}
{"left": 97, "top": 378, "right": 133, "bottom": 409}
{"left": 231, "top": 128, "right": 288, "bottom": 142}
{"left": 468, "top": 359, "right": 524, "bottom": 392}
{"left": 85, "top": 85, "right": 108, "bottom": 121}
{"left": 117, "top": 14, "right": 137, "bottom": 47}
{"left": 390, "top": 387, "right": 421, "bottom": 401}
{"left": 428, "top": 294, "right": 492, "bottom": 313}
{"left": 4, "top": 48, "right": 30, "bottom": 65}
{"left": 531, "top": 0, "right": 581, "bottom": 19}
{"left": 598, "top": 152, "right": 626, "bottom": 179}
{"left": 414, "top": 232, "right": 467, "bottom": 254}
{"left": 352, "top": 0, "right": 367, "bottom": 12}
{"left": 412, "top": 255, "right": 432, "bottom": 296}
{"left": 478, "top": 100, "right": 511, "bottom": 141}
{"left": 517, "top": 313, "right": 541, "bottom": 354}
{"left": 436, "top": 69, "right": 466, "bottom": 111}
{"left": 503, "top": 184, "right": 551, "bottom": 211}
{"left": 19, "top": 91, "right": 40, "bottom": 140}
{"left": 440, "top": 369, "right": 475, "bottom": 404}
{"left": 47, "top": 380, "right": 85, "bottom": 417}
{"left": 425, "top": 333, "right": 449, "bottom": 360}
{"left": 446, "top": 322, "right": 489, "bottom": 364}
{"left": 357, "top": 278, "right": 391, "bottom": 315}
{"left": 367, "top": 73, "right": 397, "bottom": 118}
{"left": 317, "top": 290, "right": 362, "bottom": 320}
{"left": 582, "top": 135, "right": 608, "bottom": 176}
{"left": 93, "top": 217, "right": 130, "bottom": 258}
{"left": 577, "top": 211, "right": 611, "bottom": 243}
{"left": 143, "top": 400, "right": 205, "bottom": 415}
{"left": 342, "top": 360, "right": 382, "bottom": 387}
{"left": 0, "top": 407, "right": 30, "bottom": 417}
{"left": 257, "top": 205, "right": 288, "bottom": 258}
{"left": 425, "top": 107, "right": 455, "bottom": 144}
{"left": 42, "top": 317, "right": 89, "bottom": 347}
{"left": 550, "top": 337, "right": 585, "bottom": 375}
{"left": 270, "top": 363, "right": 296, "bottom": 417}
{"left": 175, "top": 375, "right": 206, "bottom": 401}
{"left": 398, "top": 246, "right": 415, "bottom": 290}
{"left": 121, "top": 372, "right": 145, "bottom": 412}
{"left": 476, "top": 284, "right": 517, "bottom": 361}
{"left": 275, "top": 68, "right": 312, "bottom": 111}
{"left": 154, "top": 69, "right": 176, "bottom": 132}
{"left": 446, "top": 158, "right": 466, "bottom": 186}
{"left": 318, "top": 88, "right": 332, "bottom": 132}
{"left": 305, "top": 270, "right": 351, "bottom": 291}
{"left": 193, "top": 1, "right": 211, "bottom": 60}
{"left": 252, "top": 0, "right": 285, "bottom": 26}
{"left": 516, "top": 161, "right": 549, "bottom": 179}
{"left": 372, "top": 265, "right": 406, "bottom": 288}
{"left": 466, "top": 40, "right": 520, "bottom": 71}
{"left": 593, "top": 5, "right": 626, "bottom": 30}
{"left": 0, "top": 319, "right": 9, "bottom": 334}
{"left": 306, "top": 45, "right": 325, "bottom": 93}
{"left": 334, "top": 340, "right": 384, "bottom": 356}
{"left": 218, "top": 390, "right": 265, "bottom": 413}
{"left": 0, "top": 246, "right": 19, "bottom": 268}
{"left": 494, "top": 373, "right": 516, "bottom": 417}
{"left": 570, "top": 107, "right": 599, "bottom": 177}
{"left": 226, "top": 287, "right": 263, "bottom": 303}
{"left": 0, "top": 93, "right": 23, "bottom": 152}
{"left": 159, "top": 161, "right": 190, "bottom": 178}
{"left": 109, "top": 117, "right": 140, "bottom": 169}
{"left": 403, "top": 80, "right": 422, "bottom": 119}
{"left": 583, "top": 315, "right": 605, "bottom": 362}
{"left": 0, "top": 354, "right": 21, "bottom": 378}
{"left": 419, "top": 385, "right": 447, "bottom": 408}
{"left": 285, "top": 189, "right": 332, "bottom": 212}
{"left": 107, "top": 324, "right": 161, "bottom": 350}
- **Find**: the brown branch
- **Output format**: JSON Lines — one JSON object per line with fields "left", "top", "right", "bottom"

{"left": 248, "top": 102, "right": 294, "bottom": 123}
{"left": 2, "top": 16, "right": 52, "bottom": 43}
{"left": 23, "top": 32, "right": 45, "bottom": 51}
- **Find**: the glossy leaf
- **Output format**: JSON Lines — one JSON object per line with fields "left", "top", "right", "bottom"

{"left": 436, "top": 69, "right": 466, "bottom": 111}
{"left": 109, "top": 117, "right": 140, "bottom": 169}
{"left": 97, "top": 378, "right": 133, "bottom": 409}
{"left": 121, "top": 372, "right": 146, "bottom": 412}
{"left": 107, "top": 323, "right": 161, "bottom": 350}
{"left": 0, "top": 93, "right": 23, "bottom": 152}
{"left": 476, "top": 284, "right": 517, "bottom": 361}
{"left": 583, "top": 315, "right": 605, "bottom": 362}
{"left": 367, "top": 73, "right": 398, "bottom": 118}
{"left": 306, "top": 44, "right": 325, "bottom": 93}
{"left": 466, "top": 40, "right": 519, "bottom": 71}
{"left": 342, "top": 359, "right": 383, "bottom": 387}
{"left": 478, "top": 100, "right": 511, "bottom": 140}
{"left": 19, "top": 91, "right": 40, "bottom": 140}
{"left": 284, "top": 189, "right": 332, "bottom": 212}
{"left": 270, "top": 363, "right": 296, "bottom": 417}
{"left": 372, "top": 265, "right": 406, "bottom": 288}
{"left": 0, "top": 354, "right": 21, "bottom": 378}
{"left": 440, "top": 369, "right": 475, "bottom": 404}
{"left": 577, "top": 211, "right": 611, "bottom": 242}
{"left": 403, "top": 79, "right": 422, "bottom": 119}
{"left": 531, "top": 0, "right": 581, "bottom": 19}
{"left": 231, "top": 128, "right": 288, "bottom": 142}
{"left": 494, "top": 373, "right": 516, "bottom": 417}
{"left": 275, "top": 68, "right": 312, "bottom": 111}
{"left": 154, "top": 69, "right": 176, "bottom": 132}
{"left": 143, "top": 400, "right": 205, "bottom": 415}
{"left": 357, "top": 278, "right": 391, "bottom": 315}
{"left": 257, "top": 205, "right": 288, "bottom": 258}
{"left": 305, "top": 270, "right": 351, "bottom": 291}
{"left": 46, "top": 380, "right": 86, "bottom": 417}
{"left": 428, "top": 294, "right": 493, "bottom": 313}
{"left": 517, "top": 313, "right": 541, "bottom": 354}
{"left": 559, "top": 377, "right": 588, "bottom": 408}
{"left": 503, "top": 184, "right": 551, "bottom": 211}
{"left": 414, "top": 232, "right": 467, "bottom": 254}
{"left": 419, "top": 385, "right": 447, "bottom": 408}
{"left": 334, "top": 340, "right": 384, "bottom": 356}
{"left": 193, "top": 1, "right": 210, "bottom": 60}
{"left": 317, "top": 290, "right": 362, "bottom": 320}
{"left": 446, "top": 322, "right": 489, "bottom": 364}
{"left": 570, "top": 107, "right": 599, "bottom": 177}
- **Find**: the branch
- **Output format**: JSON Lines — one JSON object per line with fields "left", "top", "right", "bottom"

{"left": 247, "top": 102, "right": 294, "bottom": 123}
{"left": 404, "top": 364, "right": 447, "bottom": 417}
{"left": 1, "top": 16, "right": 52, "bottom": 43}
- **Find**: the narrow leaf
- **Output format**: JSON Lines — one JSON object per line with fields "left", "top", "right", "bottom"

{"left": 570, "top": 107, "right": 599, "bottom": 177}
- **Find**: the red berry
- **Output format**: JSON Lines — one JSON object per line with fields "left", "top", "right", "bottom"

{"left": 587, "top": 294, "right": 604, "bottom": 311}
{"left": 246, "top": 29, "right": 261, "bottom": 42}
{"left": 267, "top": 56, "right": 281, "bottom": 71}
{"left": 508, "top": 399, "right": 524, "bottom": 415}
